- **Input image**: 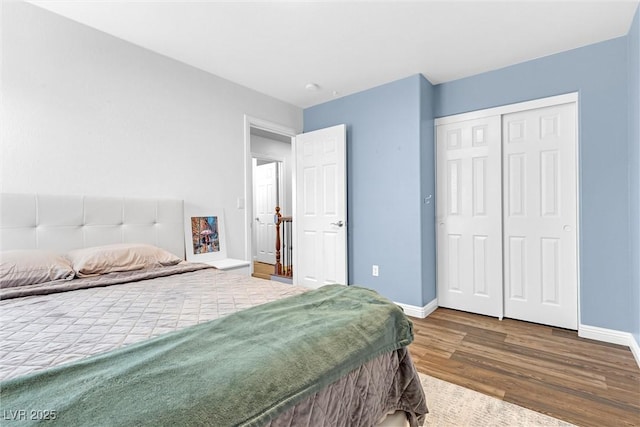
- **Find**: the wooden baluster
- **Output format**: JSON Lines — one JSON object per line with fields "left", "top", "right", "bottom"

{"left": 274, "top": 207, "right": 282, "bottom": 276}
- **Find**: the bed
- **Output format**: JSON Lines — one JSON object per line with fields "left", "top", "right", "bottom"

{"left": 0, "top": 193, "right": 427, "bottom": 426}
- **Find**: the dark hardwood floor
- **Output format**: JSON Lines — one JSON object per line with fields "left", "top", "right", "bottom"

{"left": 408, "top": 308, "right": 640, "bottom": 427}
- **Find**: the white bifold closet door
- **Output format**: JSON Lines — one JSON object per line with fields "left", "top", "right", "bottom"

{"left": 436, "top": 100, "right": 578, "bottom": 330}
{"left": 436, "top": 116, "right": 504, "bottom": 318}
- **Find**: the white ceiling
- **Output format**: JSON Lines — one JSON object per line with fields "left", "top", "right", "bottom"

{"left": 29, "top": 0, "right": 640, "bottom": 108}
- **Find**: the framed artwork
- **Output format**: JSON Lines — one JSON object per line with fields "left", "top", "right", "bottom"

{"left": 183, "top": 210, "right": 227, "bottom": 262}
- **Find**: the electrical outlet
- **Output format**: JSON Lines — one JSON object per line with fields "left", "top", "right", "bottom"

{"left": 372, "top": 265, "right": 379, "bottom": 277}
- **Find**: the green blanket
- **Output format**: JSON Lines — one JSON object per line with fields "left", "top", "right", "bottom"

{"left": 0, "top": 285, "right": 414, "bottom": 426}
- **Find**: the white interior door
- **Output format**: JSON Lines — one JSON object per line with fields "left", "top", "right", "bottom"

{"left": 294, "top": 124, "right": 347, "bottom": 288}
{"left": 254, "top": 161, "right": 278, "bottom": 264}
{"left": 502, "top": 102, "right": 577, "bottom": 329}
{"left": 436, "top": 116, "right": 504, "bottom": 317}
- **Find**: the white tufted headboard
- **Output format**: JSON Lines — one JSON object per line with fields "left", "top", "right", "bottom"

{"left": 0, "top": 193, "right": 185, "bottom": 259}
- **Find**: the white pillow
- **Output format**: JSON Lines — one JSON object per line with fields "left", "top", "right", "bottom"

{"left": 0, "top": 250, "right": 75, "bottom": 288}
{"left": 66, "top": 243, "right": 182, "bottom": 277}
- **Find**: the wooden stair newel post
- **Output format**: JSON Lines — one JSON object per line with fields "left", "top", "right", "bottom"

{"left": 275, "top": 206, "right": 282, "bottom": 276}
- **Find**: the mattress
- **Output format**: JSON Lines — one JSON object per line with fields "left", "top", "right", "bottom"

{"left": 0, "top": 265, "right": 427, "bottom": 426}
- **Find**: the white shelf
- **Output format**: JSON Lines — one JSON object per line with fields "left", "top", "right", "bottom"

{"left": 205, "top": 258, "right": 251, "bottom": 275}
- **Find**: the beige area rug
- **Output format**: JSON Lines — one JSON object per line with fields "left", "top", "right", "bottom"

{"left": 419, "top": 374, "right": 576, "bottom": 426}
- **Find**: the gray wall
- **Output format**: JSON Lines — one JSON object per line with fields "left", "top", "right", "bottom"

{"left": 250, "top": 134, "right": 293, "bottom": 216}
{"left": 1, "top": 2, "right": 302, "bottom": 259}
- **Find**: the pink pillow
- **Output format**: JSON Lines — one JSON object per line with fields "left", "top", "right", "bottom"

{"left": 66, "top": 243, "right": 182, "bottom": 277}
{"left": 0, "top": 250, "right": 75, "bottom": 288}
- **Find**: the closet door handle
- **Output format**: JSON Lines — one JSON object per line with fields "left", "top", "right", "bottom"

{"left": 563, "top": 225, "right": 572, "bottom": 232}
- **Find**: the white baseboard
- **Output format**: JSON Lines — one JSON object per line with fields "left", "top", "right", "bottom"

{"left": 579, "top": 324, "right": 640, "bottom": 368}
{"left": 395, "top": 298, "right": 438, "bottom": 319}
{"left": 631, "top": 338, "right": 640, "bottom": 368}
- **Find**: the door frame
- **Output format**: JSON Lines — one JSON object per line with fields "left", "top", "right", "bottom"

{"left": 243, "top": 115, "right": 296, "bottom": 273}
{"left": 434, "top": 92, "right": 581, "bottom": 326}
{"left": 252, "top": 156, "right": 285, "bottom": 264}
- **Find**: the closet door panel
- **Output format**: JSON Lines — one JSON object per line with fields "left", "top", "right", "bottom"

{"left": 436, "top": 116, "right": 503, "bottom": 318}
{"left": 502, "top": 103, "right": 577, "bottom": 330}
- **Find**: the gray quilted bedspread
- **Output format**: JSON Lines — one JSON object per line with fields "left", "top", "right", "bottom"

{"left": 0, "top": 266, "right": 427, "bottom": 426}
{"left": 0, "top": 265, "right": 306, "bottom": 381}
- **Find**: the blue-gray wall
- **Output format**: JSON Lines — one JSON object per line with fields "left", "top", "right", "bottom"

{"left": 628, "top": 6, "right": 640, "bottom": 346}
{"left": 420, "top": 76, "right": 437, "bottom": 304}
{"left": 304, "top": 75, "right": 432, "bottom": 306}
{"left": 435, "top": 37, "right": 632, "bottom": 333}
{"left": 305, "top": 24, "right": 639, "bottom": 338}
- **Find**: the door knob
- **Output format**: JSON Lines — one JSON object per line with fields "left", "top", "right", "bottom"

{"left": 255, "top": 217, "right": 260, "bottom": 222}
{"left": 331, "top": 220, "right": 344, "bottom": 227}
{"left": 563, "top": 225, "right": 571, "bottom": 232}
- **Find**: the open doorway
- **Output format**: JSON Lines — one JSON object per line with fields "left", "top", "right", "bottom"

{"left": 244, "top": 118, "right": 294, "bottom": 278}
{"left": 252, "top": 157, "right": 282, "bottom": 265}
{"left": 244, "top": 117, "right": 347, "bottom": 287}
